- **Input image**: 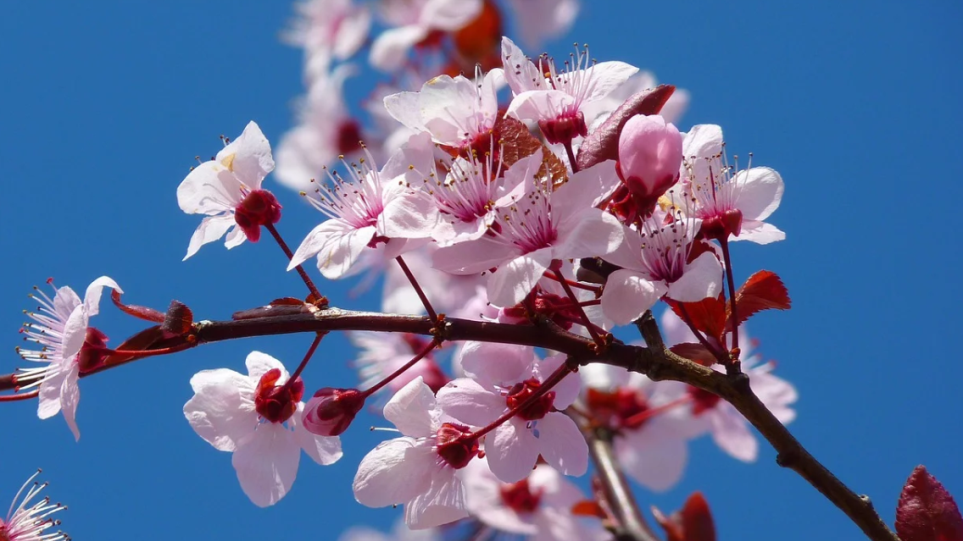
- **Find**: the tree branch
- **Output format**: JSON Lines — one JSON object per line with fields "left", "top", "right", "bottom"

{"left": 0, "top": 307, "right": 899, "bottom": 540}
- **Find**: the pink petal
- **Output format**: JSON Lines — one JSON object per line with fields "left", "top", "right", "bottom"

{"left": 682, "top": 124, "right": 723, "bottom": 161}
{"left": 332, "top": 7, "right": 371, "bottom": 59}
{"left": 733, "top": 220, "right": 785, "bottom": 244}
{"left": 184, "top": 215, "right": 237, "bottom": 260}
{"left": 245, "top": 351, "right": 288, "bottom": 382}
{"left": 432, "top": 235, "right": 518, "bottom": 275}
{"left": 289, "top": 221, "right": 376, "bottom": 279}
{"left": 666, "top": 252, "right": 723, "bottom": 303}
{"left": 60, "top": 362, "right": 81, "bottom": 442}
{"left": 383, "top": 87, "right": 429, "bottom": 132}
{"left": 458, "top": 342, "right": 535, "bottom": 386}
{"left": 710, "top": 406, "right": 758, "bottom": 462}
{"left": 601, "top": 269, "right": 666, "bottom": 325}
{"left": 615, "top": 418, "right": 688, "bottom": 492}
{"left": 535, "top": 412, "right": 587, "bottom": 477}
{"left": 735, "top": 167, "right": 784, "bottom": 221}
{"left": 83, "top": 276, "right": 122, "bottom": 318}
{"left": 486, "top": 247, "right": 554, "bottom": 308}
{"left": 183, "top": 368, "right": 257, "bottom": 452}
{"left": 52, "top": 286, "right": 81, "bottom": 321}
{"left": 535, "top": 354, "right": 581, "bottom": 409}
{"left": 581, "top": 61, "right": 639, "bottom": 103}
{"left": 384, "top": 377, "right": 438, "bottom": 438}
{"left": 292, "top": 403, "right": 344, "bottom": 465}
{"left": 601, "top": 224, "right": 645, "bottom": 271}
{"left": 500, "top": 36, "right": 544, "bottom": 94}
{"left": 354, "top": 438, "right": 435, "bottom": 507}
{"left": 231, "top": 424, "right": 300, "bottom": 507}
{"left": 506, "top": 0, "right": 578, "bottom": 49}
{"left": 436, "top": 378, "right": 505, "bottom": 426}
{"left": 380, "top": 191, "right": 439, "bottom": 239}
{"left": 505, "top": 89, "right": 576, "bottom": 124}
{"left": 60, "top": 306, "right": 87, "bottom": 360}
{"left": 462, "top": 459, "right": 538, "bottom": 534}
{"left": 420, "top": 0, "right": 482, "bottom": 30}
{"left": 405, "top": 468, "right": 469, "bottom": 529}
{"left": 487, "top": 419, "right": 540, "bottom": 483}
{"left": 369, "top": 25, "right": 428, "bottom": 71}
{"left": 750, "top": 372, "right": 797, "bottom": 424}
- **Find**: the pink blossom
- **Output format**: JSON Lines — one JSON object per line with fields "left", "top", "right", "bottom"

{"left": 601, "top": 210, "right": 723, "bottom": 325}
{"left": 504, "top": 0, "right": 579, "bottom": 49}
{"left": 582, "top": 71, "right": 690, "bottom": 131}
{"left": 288, "top": 142, "right": 439, "bottom": 279}
{"left": 437, "top": 352, "right": 586, "bottom": 483}
{"left": 0, "top": 471, "right": 69, "bottom": 541}
{"left": 349, "top": 331, "right": 449, "bottom": 395}
{"left": 183, "top": 351, "right": 343, "bottom": 507}
{"left": 432, "top": 153, "right": 622, "bottom": 307}
{"left": 177, "top": 121, "right": 279, "bottom": 260}
{"left": 17, "top": 276, "right": 121, "bottom": 441}
{"left": 501, "top": 37, "right": 638, "bottom": 144}
{"left": 354, "top": 377, "right": 479, "bottom": 529}
{"left": 381, "top": 244, "right": 485, "bottom": 316}
{"left": 284, "top": 0, "right": 370, "bottom": 64}
{"left": 681, "top": 124, "right": 786, "bottom": 244}
{"left": 461, "top": 460, "right": 607, "bottom": 540}
{"left": 369, "top": 0, "right": 482, "bottom": 71}
{"left": 617, "top": 114, "right": 683, "bottom": 211}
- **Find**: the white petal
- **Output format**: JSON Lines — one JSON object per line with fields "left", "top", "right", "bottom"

{"left": 354, "top": 438, "right": 435, "bottom": 507}
{"left": 183, "top": 368, "right": 257, "bottom": 452}
{"left": 556, "top": 211, "right": 624, "bottom": 259}
{"left": 384, "top": 377, "right": 438, "bottom": 438}
{"left": 177, "top": 161, "right": 244, "bottom": 214}
{"left": 184, "top": 215, "right": 237, "bottom": 260}
{"left": 601, "top": 224, "right": 645, "bottom": 271}
{"left": 60, "top": 306, "right": 87, "bottom": 360}
{"left": 224, "top": 224, "right": 247, "bottom": 249}
{"left": 682, "top": 124, "right": 723, "bottom": 160}
{"left": 581, "top": 61, "right": 639, "bottom": 103}
{"left": 432, "top": 235, "right": 518, "bottom": 275}
{"left": 733, "top": 220, "right": 785, "bottom": 244}
{"left": 616, "top": 419, "right": 688, "bottom": 492}
{"left": 500, "top": 36, "right": 543, "bottom": 94}
{"left": 601, "top": 269, "right": 666, "bottom": 325}
{"left": 436, "top": 379, "right": 504, "bottom": 426}
{"left": 666, "top": 252, "right": 723, "bottom": 303}
{"left": 486, "top": 420, "right": 540, "bottom": 483}
{"left": 750, "top": 372, "right": 797, "bottom": 424}
{"left": 420, "top": 0, "right": 482, "bottom": 30}
{"left": 288, "top": 221, "right": 375, "bottom": 280}
{"left": 405, "top": 468, "right": 469, "bottom": 529}
{"left": 83, "top": 276, "right": 122, "bottom": 318}
{"left": 534, "top": 412, "right": 587, "bottom": 477}
{"left": 231, "top": 424, "right": 300, "bottom": 507}
{"left": 60, "top": 362, "right": 81, "bottom": 442}
{"left": 506, "top": 90, "right": 576, "bottom": 124}
{"left": 458, "top": 342, "right": 535, "bottom": 386}
{"left": 245, "top": 351, "right": 288, "bottom": 382}
{"left": 292, "top": 403, "right": 344, "bottom": 465}
{"left": 218, "top": 121, "right": 275, "bottom": 188}
{"left": 735, "top": 167, "right": 784, "bottom": 221}
{"left": 710, "top": 406, "right": 758, "bottom": 462}
{"left": 486, "top": 248, "right": 553, "bottom": 307}
{"left": 37, "top": 366, "right": 66, "bottom": 420}
{"left": 383, "top": 88, "right": 429, "bottom": 132}
{"left": 52, "top": 286, "right": 82, "bottom": 321}
{"left": 333, "top": 6, "right": 371, "bottom": 59}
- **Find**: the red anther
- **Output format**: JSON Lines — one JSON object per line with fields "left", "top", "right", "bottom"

{"left": 688, "top": 386, "right": 721, "bottom": 415}
{"left": 302, "top": 387, "right": 365, "bottom": 436}
{"left": 435, "top": 423, "right": 479, "bottom": 469}
{"left": 234, "top": 189, "right": 283, "bottom": 242}
{"left": 499, "top": 478, "right": 543, "bottom": 514}
{"left": 506, "top": 379, "right": 556, "bottom": 421}
{"left": 254, "top": 368, "right": 304, "bottom": 424}
{"left": 76, "top": 327, "right": 109, "bottom": 372}
{"left": 538, "top": 111, "right": 587, "bottom": 146}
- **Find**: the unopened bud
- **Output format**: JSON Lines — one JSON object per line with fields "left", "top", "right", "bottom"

{"left": 617, "top": 115, "right": 682, "bottom": 215}
{"left": 234, "top": 189, "right": 282, "bottom": 242}
{"left": 254, "top": 368, "right": 303, "bottom": 424}
{"left": 302, "top": 387, "right": 365, "bottom": 436}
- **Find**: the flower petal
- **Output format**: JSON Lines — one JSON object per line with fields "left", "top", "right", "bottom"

{"left": 177, "top": 162, "right": 244, "bottom": 214}
{"left": 581, "top": 61, "right": 639, "bottom": 103}
{"left": 370, "top": 25, "right": 428, "bottom": 71}
{"left": 436, "top": 378, "right": 505, "bottom": 426}
{"left": 506, "top": 89, "right": 576, "bottom": 124}
{"left": 710, "top": 406, "right": 758, "bottom": 462}
{"left": 601, "top": 269, "right": 667, "bottom": 325}
{"left": 60, "top": 306, "right": 87, "bottom": 360}
{"left": 666, "top": 252, "right": 722, "bottom": 303}
{"left": 60, "top": 362, "right": 81, "bottom": 441}
{"left": 231, "top": 424, "right": 300, "bottom": 507}
{"left": 405, "top": 467, "right": 468, "bottom": 529}
{"left": 37, "top": 365, "right": 66, "bottom": 420}
{"left": 535, "top": 354, "right": 581, "bottom": 409}
{"left": 184, "top": 215, "right": 237, "bottom": 260}
{"left": 245, "top": 351, "right": 288, "bottom": 382}
{"left": 83, "top": 276, "right": 122, "bottom": 318}
{"left": 735, "top": 167, "right": 783, "bottom": 221}
{"left": 292, "top": 403, "right": 344, "bottom": 465}
{"left": 486, "top": 419, "right": 540, "bottom": 483}
{"left": 733, "top": 220, "right": 785, "bottom": 244}
{"left": 381, "top": 191, "right": 439, "bottom": 239}
{"left": 616, "top": 418, "right": 689, "bottom": 492}
{"left": 458, "top": 342, "right": 535, "bottom": 386}
{"left": 534, "top": 412, "right": 587, "bottom": 477}
{"left": 384, "top": 377, "right": 438, "bottom": 438}
{"left": 289, "top": 221, "right": 375, "bottom": 280}
{"left": 432, "top": 235, "right": 518, "bottom": 275}
{"left": 486, "top": 247, "right": 554, "bottom": 308}
{"left": 217, "top": 121, "right": 275, "bottom": 188}
{"left": 183, "top": 368, "right": 256, "bottom": 452}
{"left": 354, "top": 438, "right": 435, "bottom": 507}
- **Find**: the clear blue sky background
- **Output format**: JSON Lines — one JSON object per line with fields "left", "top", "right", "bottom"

{"left": 1, "top": 1, "right": 961, "bottom": 540}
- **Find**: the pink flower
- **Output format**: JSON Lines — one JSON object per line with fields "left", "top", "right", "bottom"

{"left": 183, "top": 351, "right": 343, "bottom": 507}
{"left": 504, "top": 0, "right": 579, "bottom": 49}
{"left": 353, "top": 377, "right": 479, "bottom": 529}
{"left": 287, "top": 142, "right": 439, "bottom": 279}
{"left": 437, "top": 352, "right": 587, "bottom": 483}
{"left": 177, "top": 121, "right": 279, "bottom": 260}
{"left": 0, "top": 471, "right": 69, "bottom": 541}
{"left": 349, "top": 331, "right": 449, "bottom": 395}
{"left": 601, "top": 210, "right": 723, "bottom": 325}
{"left": 432, "top": 153, "right": 622, "bottom": 307}
{"left": 582, "top": 71, "right": 690, "bottom": 131}
{"left": 660, "top": 309, "right": 797, "bottom": 462}
{"left": 284, "top": 0, "right": 370, "bottom": 64}
{"left": 17, "top": 277, "right": 121, "bottom": 441}
{"left": 617, "top": 115, "right": 683, "bottom": 212}
{"left": 383, "top": 68, "right": 502, "bottom": 150}
{"left": 681, "top": 124, "right": 785, "bottom": 244}
{"left": 381, "top": 243, "right": 484, "bottom": 316}
{"left": 369, "top": 0, "right": 482, "bottom": 71}
{"left": 502, "top": 37, "right": 638, "bottom": 145}
{"left": 461, "top": 460, "right": 607, "bottom": 540}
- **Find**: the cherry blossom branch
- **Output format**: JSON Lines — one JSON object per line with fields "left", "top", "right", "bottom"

{"left": 395, "top": 255, "right": 438, "bottom": 322}
{"left": 0, "top": 308, "right": 900, "bottom": 539}
{"left": 360, "top": 337, "right": 439, "bottom": 397}
{"left": 553, "top": 268, "right": 606, "bottom": 350}
{"left": 264, "top": 223, "right": 324, "bottom": 302}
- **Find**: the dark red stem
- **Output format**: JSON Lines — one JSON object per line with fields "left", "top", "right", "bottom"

{"left": 395, "top": 255, "right": 438, "bottom": 322}
{"left": 361, "top": 337, "right": 439, "bottom": 398}
{"left": 265, "top": 223, "right": 323, "bottom": 301}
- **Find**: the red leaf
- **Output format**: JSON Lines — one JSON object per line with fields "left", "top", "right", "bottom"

{"left": 111, "top": 289, "right": 165, "bottom": 323}
{"left": 667, "top": 295, "right": 727, "bottom": 343}
{"left": 896, "top": 465, "right": 963, "bottom": 541}
{"left": 161, "top": 300, "right": 193, "bottom": 336}
{"left": 670, "top": 343, "right": 719, "bottom": 366}
{"left": 729, "top": 270, "right": 791, "bottom": 327}
{"left": 653, "top": 492, "right": 716, "bottom": 541}
{"left": 571, "top": 500, "right": 607, "bottom": 519}
{"left": 494, "top": 115, "right": 568, "bottom": 187}
{"left": 576, "top": 84, "right": 675, "bottom": 171}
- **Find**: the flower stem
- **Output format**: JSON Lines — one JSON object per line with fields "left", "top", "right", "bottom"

{"left": 284, "top": 333, "right": 324, "bottom": 391}
{"left": 719, "top": 238, "right": 741, "bottom": 373}
{"left": 264, "top": 223, "right": 324, "bottom": 302}
{"left": 471, "top": 361, "right": 574, "bottom": 440}
{"left": 395, "top": 255, "right": 438, "bottom": 322}
{"left": 677, "top": 304, "right": 727, "bottom": 365}
{"left": 0, "top": 389, "right": 39, "bottom": 402}
{"left": 621, "top": 396, "right": 691, "bottom": 428}
{"left": 361, "top": 337, "right": 439, "bottom": 398}
{"left": 564, "top": 140, "right": 580, "bottom": 173}
{"left": 554, "top": 269, "right": 606, "bottom": 350}
{"left": 543, "top": 271, "right": 603, "bottom": 295}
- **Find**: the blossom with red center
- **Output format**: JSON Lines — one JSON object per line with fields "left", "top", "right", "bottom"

{"left": 461, "top": 460, "right": 606, "bottom": 540}
{"left": 437, "top": 352, "right": 586, "bottom": 483}
{"left": 369, "top": 0, "right": 483, "bottom": 71}
{"left": 432, "top": 151, "right": 622, "bottom": 307}
{"left": 501, "top": 37, "right": 638, "bottom": 145}
{"left": 183, "top": 351, "right": 342, "bottom": 507}
{"left": 0, "top": 471, "right": 69, "bottom": 541}
{"left": 16, "top": 276, "right": 121, "bottom": 441}
{"left": 681, "top": 124, "right": 785, "bottom": 244}
{"left": 283, "top": 0, "right": 370, "bottom": 66}
{"left": 177, "top": 121, "right": 279, "bottom": 260}
{"left": 354, "top": 377, "right": 479, "bottom": 529}
{"left": 287, "top": 139, "right": 439, "bottom": 279}
{"left": 601, "top": 208, "right": 723, "bottom": 325}
{"left": 349, "top": 331, "right": 449, "bottom": 395}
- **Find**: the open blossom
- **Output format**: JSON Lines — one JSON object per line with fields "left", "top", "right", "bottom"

{"left": 601, "top": 210, "right": 723, "bottom": 325}
{"left": 1, "top": 471, "right": 69, "bottom": 541}
{"left": 437, "top": 351, "right": 587, "bottom": 483}
{"left": 354, "top": 377, "right": 479, "bottom": 529}
{"left": 183, "top": 351, "right": 342, "bottom": 507}
{"left": 370, "top": 0, "right": 482, "bottom": 71}
{"left": 501, "top": 37, "right": 638, "bottom": 144}
{"left": 660, "top": 309, "right": 797, "bottom": 461}
{"left": 349, "top": 331, "right": 449, "bottom": 395}
{"left": 288, "top": 141, "right": 439, "bottom": 279}
{"left": 17, "top": 277, "right": 121, "bottom": 441}
{"left": 177, "top": 121, "right": 280, "bottom": 260}
{"left": 383, "top": 68, "right": 502, "bottom": 151}
{"left": 284, "top": 0, "right": 370, "bottom": 65}
{"left": 432, "top": 152, "right": 623, "bottom": 307}
{"left": 681, "top": 124, "right": 785, "bottom": 244}
{"left": 462, "top": 460, "right": 606, "bottom": 540}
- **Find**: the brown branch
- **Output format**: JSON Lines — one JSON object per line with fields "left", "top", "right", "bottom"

{"left": 0, "top": 307, "right": 899, "bottom": 540}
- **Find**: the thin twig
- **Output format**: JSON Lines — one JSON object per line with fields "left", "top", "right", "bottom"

{"left": 719, "top": 238, "right": 741, "bottom": 374}
{"left": 265, "top": 223, "right": 323, "bottom": 302}
{"left": 395, "top": 255, "right": 438, "bottom": 322}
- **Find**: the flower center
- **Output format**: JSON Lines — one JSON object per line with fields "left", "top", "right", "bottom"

{"left": 499, "top": 478, "right": 543, "bottom": 514}
{"left": 234, "top": 189, "right": 282, "bottom": 242}
{"left": 505, "top": 378, "right": 556, "bottom": 421}
{"left": 538, "top": 110, "right": 587, "bottom": 146}
{"left": 688, "top": 386, "right": 721, "bottom": 415}
{"left": 586, "top": 388, "right": 651, "bottom": 430}
{"left": 336, "top": 120, "right": 363, "bottom": 156}
{"left": 254, "top": 368, "right": 304, "bottom": 424}
{"left": 435, "top": 423, "right": 479, "bottom": 469}
{"left": 76, "top": 326, "right": 110, "bottom": 372}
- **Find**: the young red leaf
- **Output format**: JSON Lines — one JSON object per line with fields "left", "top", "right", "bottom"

{"left": 576, "top": 84, "right": 675, "bottom": 171}
{"left": 729, "top": 270, "right": 791, "bottom": 328}
{"left": 666, "top": 295, "right": 727, "bottom": 343}
{"left": 653, "top": 492, "right": 716, "bottom": 541}
{"left": 896, "top": 465, "right": 963, "bottom": 541}
{"left": 110, "top": 289, "right": 165, "bottom": 323}
{"left": 571, "top": 500, "right": 607, "bottom": 519}
{"left": 670, "top": 343, "right": 719, "bottom": 366}
{"left": 494, "top": 115, "right": 568, "bottom": 187}
{"left": 161, "top": 300, "right": 193, "bottom": 336}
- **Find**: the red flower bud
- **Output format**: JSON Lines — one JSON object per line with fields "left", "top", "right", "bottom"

{"left": 302, "top": 387, "right": 365, "bottom": 436}
{"left": 234, "top": 189, "right": 282, "bottom": 242}
{"left": 254, "top": 368, "right": 303, "bottom": 424}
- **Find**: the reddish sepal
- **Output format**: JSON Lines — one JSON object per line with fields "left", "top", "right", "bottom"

{"left": 111, "top": 289, "right": 165, "bottom": 323}
{"left": 254, "top": 368, "right": 304, "bottom": 424}
{"left": 234, "top": 189, "right": 282, "bottom": 242}
{"left": 653, "top": 491, "right": 717, "bottom": 541}
{"left": 895, "top": 465, "right": 963, "bottom": 541}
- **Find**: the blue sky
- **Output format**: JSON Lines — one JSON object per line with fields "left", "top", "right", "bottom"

{"left": 1, "top": 1, "right": 961, "bottom": 540}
